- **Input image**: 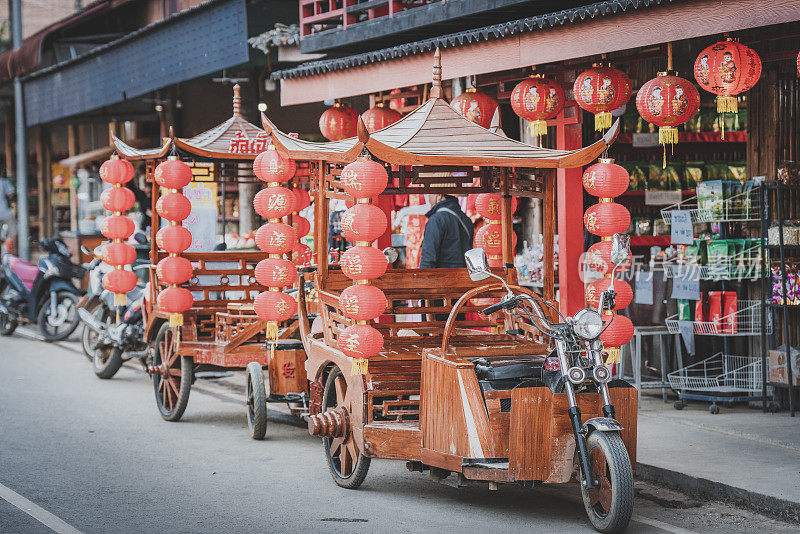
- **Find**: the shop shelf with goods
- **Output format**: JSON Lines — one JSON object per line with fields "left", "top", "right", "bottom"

{"left": 759, "top": 180, "right": 800, "bottom": 416}
{"left": 668, "top": 352, "right": 764, "bottom": 413}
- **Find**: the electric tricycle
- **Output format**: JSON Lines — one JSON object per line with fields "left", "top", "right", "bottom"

{"left": 267, "top": 56, "right": 638, "bottom": 533}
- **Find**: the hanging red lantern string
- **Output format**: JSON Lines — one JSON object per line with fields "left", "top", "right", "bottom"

{"left": 99, "top": 155, "right": 136, "bottom": 305}
{"left": 694, "top": 38, "right": 761, "bottom": 115}
{"left": 319, "top": 102, "right": 359, "bottom": 141}
{"left": 450, "top": 87, "right": 498, "bottom": 129}
{"left": 510, "top": 74, "right": 565, "bottom": 137}
{"left": 154, "top": 156, "right": 194, "bottom": 327}
{"left": 361, "top": 100, "right": 402, "bottom": 133}
{"left": 253, "top": 145, "right": 299, "bottom": 343}
{"left": 573, "top": 64, "right": 631, "bottom": 132}
{"left": 473, "top": 192, "right": 518, "bottom": 266}
{"left": 337, "top": 154, "right": 389, "bottom": 375}
{"left": 582, "top": 159, "right": 634, "bottom": 361}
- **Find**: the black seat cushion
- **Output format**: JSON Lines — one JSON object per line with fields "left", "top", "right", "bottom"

{"left": 475, "top": 361, "right": 540, "bottom": 381}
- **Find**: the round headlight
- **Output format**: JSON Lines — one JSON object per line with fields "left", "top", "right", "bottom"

{"left": 573, "top": 308, "right": 603, "bottom": 340}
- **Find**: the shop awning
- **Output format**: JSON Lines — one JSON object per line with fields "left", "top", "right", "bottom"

{"left": 23, "top": 0, "right": 250, "bottom": 126}
{"left": 58, "top": 145, "right": 115, "bottom": 168}
{"left": 273, "top": 0, "right": 800, "bottom": 105}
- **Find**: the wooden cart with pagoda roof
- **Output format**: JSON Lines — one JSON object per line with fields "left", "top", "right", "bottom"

{"left": 264, "top": 51, "right": 639, "bottom": 531}
{"left": 112, "top": 86, "right": 313, "bottom": 439}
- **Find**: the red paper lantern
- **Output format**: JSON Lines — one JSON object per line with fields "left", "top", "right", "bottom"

{"left": 157, "top": 286, "right": 194, "bottom": 314}
{"left": 361, "top": 103, "right": 402, "bottom": 133}
{"left": 102, "top": 269, "right": 138, "bottom": 295}
{"left": 254, "top": 186, "right": 295, "bottom": 219}
{"left": 154, "top": 158, "right": 192, "bottom": 189}
{"left": 101, "top": 187, "right": 136, "bottom": 213}
{"left": 600, "top": 314, "right": 634, "bottom": 348}
{"left": 100, "top": 215, "right": 135, "bottom": 240}
{"left": 584, "top": 203, "right": 631, "bottom": 237}
{"left": 341, "top": 246, "right": 387, "bottom": 280}
{"left": 338, "top": 324, "right": 384, "bottom": 359}
{"left": 340, "top": 284, "right": 387, "bottom": 321}
{"left": 99, "top": 158, "right": 134, "bottom": 185}
{"left": 694, "top": 39, "right": 761, "bottom": 113}
{"left": 510, "top": 75, "right": 565, "bottom": 136}
{"left": 156, "top": 192, "right": 192, "bottom": 222}
{"left": 636, "top": 72, "right": 700, "bottom": 146}
{"left": 292, "top": 216, "right": 311, "bottom": 238}
{"left": 475, "top": 223, "right": 517, "bottom": 255}
{"left": 103, "top": 242, "right": 136, "bottom": 267}
{"left": 157, "top": 225, "right": 192, "bottom": 254}
{"left": 340, "top": 156, "right": 388, "bottom": 199}
{"left": 156, "top": 256, "right": 193, "bottom": 285}
{"left": 487, "top": 257, "right": 504, "bottom": 268}
{"left": 341, "top": 203, "right": 387, "bottom": 243}
{"left": 450, "top": 88, "right": 498, "bottom": 129}
{"left": 573, "top": 65, "right": 632, "bottom": 131}
{"left": 120, "top": 159, "right": 134, "bottom": 181}
{"left": 586, "top": 278, "right": 633, "bottom": 311}
{"left": 253, "top": 291, "right": 297, "bottom": 322}
{"left": 582, "top": 160, "right": 630, "bottom": 198}
{"left": 475, "top": 193, "right": 519, "bottom": 221}
{"left": 255, "top": 257, "right": 298, "bottom": 288}
{"left": 255, "top": 222, "right": 297, "bottom": 255}
{"left": 254, "top": 146, "right": 296, "bottom": 183}
{"left": 319, "top": 103, "right": 358, "bottom": 141}
{"left": 585, "top": 241, "right": 632, "bottom": 274}
{"left": 797, "top": 50, "right": 800, "bottom": 78}
{"left": 292, "top": 243, "right": 313, "bottom": 266}
{"left": 293, "top": 188, "right": 311, "bottom": 211}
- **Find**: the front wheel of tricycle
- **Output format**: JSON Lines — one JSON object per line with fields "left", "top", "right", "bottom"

{"left": 579, "top": 431, "right": 634, "bottom": 534}
{"left": 322, "top": 367, "right": 370, "bottom": 489}
{"left": 246, "top": 362, "right": 267, "bottom": 440}
{"left": 152, "top": 322, "right": 192, "bottom": 422}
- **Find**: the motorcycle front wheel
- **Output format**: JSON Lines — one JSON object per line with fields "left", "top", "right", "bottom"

{"left": 93, "top": 346, "right": 124, "bottom": 379}
{"left": 38, "top": 291, "right": 80, "bottom": 341}
{"left": 0, "top": 310, "right": 17, "bottom": 336}
{"left": 81, "top": 301, "right": 110, "bottom": 361}
{"left": 579, "top": 431, "right": 634, "bottom": 534}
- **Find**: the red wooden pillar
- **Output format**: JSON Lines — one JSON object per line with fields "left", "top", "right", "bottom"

{"left": 552, "top": 102, "right": 585, "bottom": 316}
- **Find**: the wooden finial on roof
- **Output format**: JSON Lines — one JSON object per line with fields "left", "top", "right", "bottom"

{"left": 430, "top": 47, "right": 442, "bottom": 99}
{"left": 232, "top": 84, "right": 241, "bottom": 116}
{"left": 357, "top": 116, "right": 371, "bottom": 143}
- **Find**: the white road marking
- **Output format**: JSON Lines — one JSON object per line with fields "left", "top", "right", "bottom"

{"left": 632, "top": 514, "right": 700, "bottom": 534}
{"left": 0, "top": 481, "right": 85, "bottom": 534}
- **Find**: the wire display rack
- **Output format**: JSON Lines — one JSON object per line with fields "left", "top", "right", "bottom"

{"left": 668, "top": 353, "right": 763, "bottom": 393}
{"left": 661, "top": 189, "right": 760, "bottom": 224}
{"left": 663, "top": 245, "right": 762, "bottom": 280}
{"left": 666, "top": 299, "right": 772, "bottom": 336}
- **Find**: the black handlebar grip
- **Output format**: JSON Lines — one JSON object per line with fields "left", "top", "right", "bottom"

{"left": 481, "top": 301, "right": 506, "bottom": 315}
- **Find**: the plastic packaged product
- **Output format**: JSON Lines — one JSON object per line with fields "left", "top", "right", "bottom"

{"left": 697, "top": 180, "right": 724, "bottom": 218}
{"left": 695, "top": 292, "right": 707, "bottom": 323}
{"left": 683, "top": 163, "right": 703, "bottom": 190}
{"left": 706, "top": 240, "right": 729, "bottom": 266}
{"left": 677, "top": 299, "right": 691, "bottom": 321}
{"left": 708, "top": 291, "right": 724, "bottom": 330}
{"left": 722, "top": 291, "right": 738, "bottom": 334}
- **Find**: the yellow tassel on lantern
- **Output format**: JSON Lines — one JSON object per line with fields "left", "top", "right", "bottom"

{"left": 594, "top": 111, "right": 612, "bottom": 132}
{"left": 265, "top": 321, "right": 279, "bottom": 339}
{"left": 659, "top": 126, "right": 678, "bottom": 146}
{"left": 169, "top": 313, "right": 183, "bottom": 327}
{"left": 716, "top": 96, "right": 738, "bottom": 114}
{"left": 351, "top": 358, "right": 369, "bottom": 375}
{"left": 114, "top": 293, "right": 126, "bottom": 306}
{"left": 529, "top": 120, "right": 548, "bottom": 137}
{"left": 604, "top": 347, "right": 621, "bottom": 365}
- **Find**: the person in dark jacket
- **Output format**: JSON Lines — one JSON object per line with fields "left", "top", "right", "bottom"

{"left": 420, "top": 193, "right": 474, "bottom": 268}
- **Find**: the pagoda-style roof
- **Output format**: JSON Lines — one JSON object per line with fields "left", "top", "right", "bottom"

{"left": 263, "top": 49, "right": 618, "bottom": 168}
{"left": 113, "top": 85, "right": 269, "bottom": 161}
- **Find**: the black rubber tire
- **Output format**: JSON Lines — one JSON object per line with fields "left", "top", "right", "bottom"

{"left": 246, "top": 362, "right": 268, "bottom": 440}
{"left": 93, "top": 346, "right": 124, "bottom": 379}
{"left": 37, "top": 291, "right": 80, "bottom": 341}
{"left": 81, "top": 301, "right": 109, "bottom": 362}
{"left": 673, "top": 400, "right": 686, "bottom": 410}
{"left": 0, "top": 310, "right": 17, "bottom": 336}
{"left": 580, "top": 431, "right": 634, "bottom": 534}
{"left": 709, "top": 404, "right": 720, "bottom": 415}
{"left": 152, "top": 323, "right": 192, "bottom": 422}
{"left": 768, "top": 401, "right": 781, "bottom": 413}
{"left": 322, "top": 367, "right": 370, "bottom": 489}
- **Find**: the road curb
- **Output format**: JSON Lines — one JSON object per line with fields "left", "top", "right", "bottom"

{"left": 636, "top": 462, "right": 800, "bottom": 523}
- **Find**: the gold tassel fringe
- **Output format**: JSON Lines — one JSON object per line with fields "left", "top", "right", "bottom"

{"left": 114, "top": 293, "right": 126, "bottom": 306}
{"left": 594, "top": 111, "right": 612, "bottom": 132}
{"left": 604, "top": 347, "right": 621, "bottom": 365}
{"left": 169, "top": 313, "right": 183, "bottom": 327}
{"left": 716, "top": 96, "right": 738, "bottom": 114}
{"left": 659, "top": 126, "right": 678, "bottom": 145}
{"left": 351, "top": 358, "right": 369, "bottom": 375}
{"left": 529, "top": 120, "right": 548, "bottom": 137}
{"left": 265, "top": 321, "right": 279, "bottom": 339}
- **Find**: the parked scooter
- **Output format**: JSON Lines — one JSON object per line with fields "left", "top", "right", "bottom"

{"left": 0, "top": 238, "right": 84, "bottom": 340}
{"left": 77, "top": 236, "right": 149, "bottom": 378}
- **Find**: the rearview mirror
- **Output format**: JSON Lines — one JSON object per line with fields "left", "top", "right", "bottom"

{"left": 465, "top": 248, "right": 491, "bottom": 281}
{"left": 610, "top": 233, "right": 631, "bottom": 267}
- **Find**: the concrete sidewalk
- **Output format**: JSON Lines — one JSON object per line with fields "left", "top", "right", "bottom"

{"left": 636, "top": 395, "right": 800, "bottom": 522}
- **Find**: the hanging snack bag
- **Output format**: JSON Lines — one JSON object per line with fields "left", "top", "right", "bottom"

{"left": 722, "top": 291, "right": 738, "bottom": 334}
{"left": 677, "top": 299, "right": 692, "bottom": 321}
{"left": 706, "top": 239, "right": 729, "bottom": 266}
{"left": 708, "top": 291, "right": 724, "bottom": 331}
{"left": 684, "top": 162, "right": 703, "bottom": 190}
{"left": 697, "top": 180, "right": 723, "bottom": 218}
{"left": 695, "top": 292, "right": 707, "bottom": 323}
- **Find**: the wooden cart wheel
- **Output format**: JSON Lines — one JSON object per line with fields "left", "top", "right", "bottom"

{"left": 322, "top": 368, "right": 370, "bottom": 489}
{"left": 152, "top": 322, "right": 192, "bottom": 422}
{"left": 246, "top": 362, "right": 268, "bottom": 440}
{"left": 440, "top": 283, "right": 552, "bottom": 354}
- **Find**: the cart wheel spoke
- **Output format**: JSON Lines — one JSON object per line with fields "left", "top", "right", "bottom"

{"left": 598, "top": 477, "right": 613, "bottom": 513}
{"left": 167, "top": 367, "right": 182, "bottom": 376}
{"left": 330, "top": 436, "right": 344, "bottom": 455}
{"left": 340, "top": 443, "right": 352, "bottom": 475}
{"left": 334, "top": 375, "right": 346, "bottom": 405}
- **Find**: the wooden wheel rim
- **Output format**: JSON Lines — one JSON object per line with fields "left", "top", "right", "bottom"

{"left": 154, "top": 327, "right": 182, "bottom": 413}
{"left": 586, "top": 443, "right": 613, "bottom": 516}
{"left": 324, "top": 374, "right": 359, "bottom": 478}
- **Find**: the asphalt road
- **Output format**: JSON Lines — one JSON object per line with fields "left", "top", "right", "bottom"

{"left": 1, "top": 329, "right": 797, "bottom": 534}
